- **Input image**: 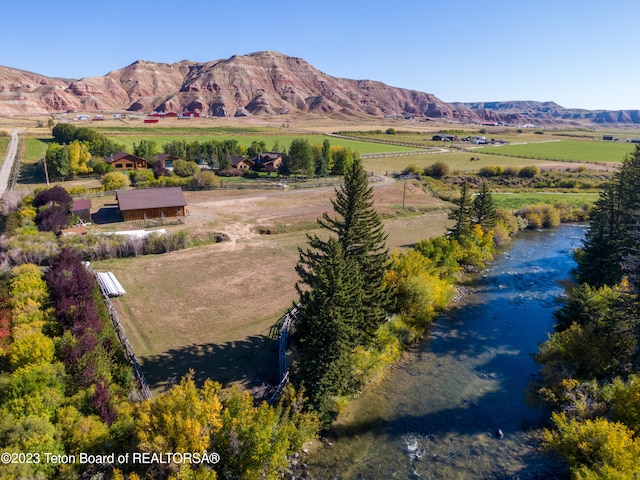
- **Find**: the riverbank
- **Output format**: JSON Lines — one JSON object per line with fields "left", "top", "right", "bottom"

{"left": 299, "top": 225, "right": 584, "bottom": 478}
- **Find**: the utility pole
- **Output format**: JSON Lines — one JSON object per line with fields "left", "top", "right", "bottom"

{"left": 398, "top": 173, "right": 418, "bottom": 209}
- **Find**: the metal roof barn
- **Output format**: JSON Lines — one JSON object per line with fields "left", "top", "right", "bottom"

{"left": 115, "top": 188, "right": 187, "bottom": 221}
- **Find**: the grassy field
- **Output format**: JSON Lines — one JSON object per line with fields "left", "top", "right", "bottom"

{"left": 0, "top": 136, "right": 9, "bottom": 159}
{"left": 492, "top": 191, "right": 600, "bottom": 210}
{"left": 362, "top": 150, "right": 589, "bottom": 176}
{"left": 89, "top": 179, "right": 451, "bottom": 394}
{"left": 480, "top": 139, "right": 635, "bottom": 163}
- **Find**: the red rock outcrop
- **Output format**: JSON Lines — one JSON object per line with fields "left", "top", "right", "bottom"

{"left": 0, "top": 52, "right": 637, "bottom": 125}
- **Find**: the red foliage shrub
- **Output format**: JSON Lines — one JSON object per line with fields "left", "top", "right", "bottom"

{"left": 33, "top": 185, "right": 72, "bottom": 209}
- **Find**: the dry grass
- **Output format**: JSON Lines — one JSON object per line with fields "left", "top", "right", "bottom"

{"left": 90, "top": 178, "right": 451, "bottom": 394}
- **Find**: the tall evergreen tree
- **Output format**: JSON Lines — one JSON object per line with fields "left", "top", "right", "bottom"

{"left": 319, "top": 158, "right": 392, "bottom": 344}
{"left": 575, "top": 185, "right": 623, "bottom": 287}
{"left": 449, "top": 181, "right": 473, "bottom": 239}
{"left": 314, "top": 151, "right": 328, "bottom": 177}
{"left": 473, "top": 182, "right": 497, "bottom": 230}
{"left": 295, "top": 237, "right": 363, "bottom": 414}
{"left": 315, "top": 139, "right": 331, "bottom": 176}
{"left": 576, "top": 146, "right": 640, "bottom": 287}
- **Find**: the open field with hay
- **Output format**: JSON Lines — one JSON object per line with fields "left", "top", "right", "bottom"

{"left": 480, "top": 139, "right": 636, "bottom": 163}
{"left": 90, "top": 178, "right": 451, "bottom": 394}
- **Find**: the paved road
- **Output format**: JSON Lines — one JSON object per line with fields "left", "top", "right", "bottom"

{"left": 0, "top": 129, "right": 20, "bottom": 197}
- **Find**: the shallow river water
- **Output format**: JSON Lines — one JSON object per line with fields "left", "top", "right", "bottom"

{"left": 303, "top": 224, "right": 585, "bottom": 479}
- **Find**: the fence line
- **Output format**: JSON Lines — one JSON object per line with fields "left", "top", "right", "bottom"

{"left": 88, "top": 265, "right": 152, "bottom": 401}
{"left": 263, "top": 304, "right": 300, "bottom": 405}
{"left": 9, "top": 133, "right": 22, "bottom": 191}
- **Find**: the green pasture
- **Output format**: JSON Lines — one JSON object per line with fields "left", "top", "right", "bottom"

{"left": 492, "top": 192, "right": 600, "bottom": 210}
{"left": 0, "top": 136, "right": 9, "bottom": 159}
{"left": 362, "top": 151, "right": 559, "bottom": 176}
{"left": 480, "top": 140, "right": 635, "bottom": 163}
{"left": 23, "top": 137, "right": 51, "bottom": 163}
{"left": 339, "top": 127, "right": 626, "bottom": 148}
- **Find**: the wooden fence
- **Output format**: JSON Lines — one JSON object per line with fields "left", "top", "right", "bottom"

{"left": 9, "top": 134, "right": 22, "bottom": 191}
{"left": 88, "top": 265, "right": 152, "bottom": 401}
{"left": 263, "top": 304, "right": 300, "bottom": 404}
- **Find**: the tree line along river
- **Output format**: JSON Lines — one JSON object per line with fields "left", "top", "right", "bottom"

{"left": 302, "top": 224, "right": 585, "bottom": 479}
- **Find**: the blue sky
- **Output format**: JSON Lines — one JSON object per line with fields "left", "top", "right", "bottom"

{"left": 2, "top": 0, "right": 639, "bottom": 110}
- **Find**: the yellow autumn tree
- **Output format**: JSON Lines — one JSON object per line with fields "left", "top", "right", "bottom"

{"left": 136, "top": 372, "right": 223, "bottom": 455}
{"left": 67, "top": 140, "right": 92, "bottom": 175}
{"left": 543, "top": 412, "right": 640, "bottom": 479}
{"left": 385, "top": 250, "right": 454, "bottom": 328}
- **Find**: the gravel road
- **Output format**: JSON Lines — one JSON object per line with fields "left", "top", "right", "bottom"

{"left": 0, "top": 129, "right": 20, "bottom": 197}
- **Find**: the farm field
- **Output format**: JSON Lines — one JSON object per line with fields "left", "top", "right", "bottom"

{"left": 492, "top": 191, "right": 600, "bottom": 210}
{"left": 480, "top": 139, "right": 636, "bottom": 163}
{"left": 6, "top": 119, "right": 631, "bottom": 399}
{"left": 362, "top": 150, "right": 601, "bottom": 176}
{"left": 90, "top": 178, "right": 451, "bottom": 395}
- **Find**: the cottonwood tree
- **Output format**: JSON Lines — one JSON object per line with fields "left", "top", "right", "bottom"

{"left": 288, "top": 138, "right": 314, "bottom": 176}
{"left": 132, "top": 140, "right": 158, "bottom": 162}
{"left": 67, "top": 140, "right": 92, "bottom": 175}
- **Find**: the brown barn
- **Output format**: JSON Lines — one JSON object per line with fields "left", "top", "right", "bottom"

{"left": 116, "top": 188, "right": 188, "bottom": 221}
{"left": 71, "top": 199, "right": 92, "bottom": 222}
{"left": 106, "top": 152, "right": 149, "bottom": 171}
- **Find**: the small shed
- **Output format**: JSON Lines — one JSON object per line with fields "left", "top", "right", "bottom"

{"left": 116, "top": 187, "right": 188, "bottom": 221}
{"left": 71, "top": 199, "right": 92, "bottom": 222}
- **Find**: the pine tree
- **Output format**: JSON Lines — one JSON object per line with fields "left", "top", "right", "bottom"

{"left": 295, "top": 237, "right": 363, "bottom": 415}
{"left": 473, "top": 182, "right": 497, "bottom": 230}
{"left": 576, "top": 185, "right": 623, "bottom": 287}
{"left": 316, "top": 139, "right": 331, "bottom": 177}
{"left": 319, "top": 158, "right": 391, "bottom": 344}
{"left": 577, "top": 146, "right": 640, "bottom": 287}
{"left": 449, "top": 181, "right": 473, "bottom": 239}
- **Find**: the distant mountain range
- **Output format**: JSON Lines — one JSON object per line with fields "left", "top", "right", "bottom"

{"left": 1, "top": 51, "right": 638, "bottom": 126}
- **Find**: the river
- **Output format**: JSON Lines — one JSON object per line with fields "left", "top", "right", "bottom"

{"left": 302, "top": 224, "right": 585, "bottom": 479}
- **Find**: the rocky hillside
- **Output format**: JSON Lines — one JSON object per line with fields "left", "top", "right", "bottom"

{"left": 0, "top": 51, "right": 475, "bottom": 121}
{"left": 1, "top": 51, "right": 638, "bottom": 125}
{"left": 452, "top": 101, "right": 640, "bottom": 126}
